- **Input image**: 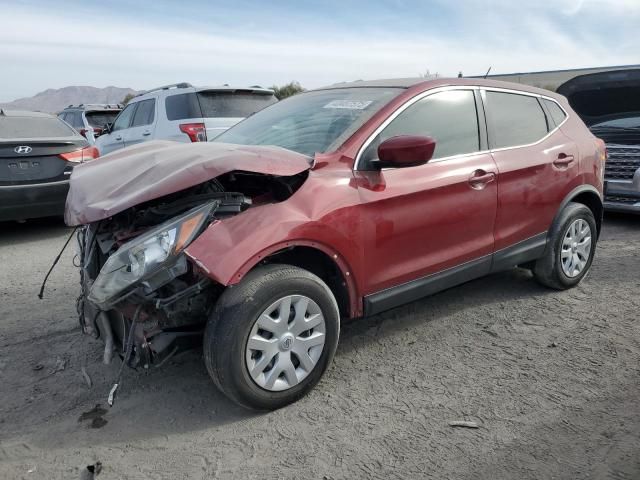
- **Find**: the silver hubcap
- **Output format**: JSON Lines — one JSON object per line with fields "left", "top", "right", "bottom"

{"left": 246, "top": 295, "right": 326, "bottom": 392}
{"left": 561, "top": 219, "right": 592, "bottom": 278}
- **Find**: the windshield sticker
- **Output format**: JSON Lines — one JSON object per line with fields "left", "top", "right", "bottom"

{"left": 323, "top": 100, "right": 373, "bottom": 110}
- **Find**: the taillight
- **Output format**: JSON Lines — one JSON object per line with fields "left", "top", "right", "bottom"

{"left": 58, "top": 146, "right": 100, "bottom": 163}
{"left": 79, "top": 128, "right": 88, "bottom": 138}
{"left": 179, "top": 123, "right": 207, "bottom": 142}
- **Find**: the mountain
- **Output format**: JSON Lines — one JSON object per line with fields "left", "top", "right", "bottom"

{"left": 0, "top": 86, "right": 138, "bottom": 113}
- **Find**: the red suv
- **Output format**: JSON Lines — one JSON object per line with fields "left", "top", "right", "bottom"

{"left": 66, "top": 78, "right": 605, "bottom": 410}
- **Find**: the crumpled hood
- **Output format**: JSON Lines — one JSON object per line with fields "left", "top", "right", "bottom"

{"left": 64, "top": 140, "right": 312, "bottom": 226}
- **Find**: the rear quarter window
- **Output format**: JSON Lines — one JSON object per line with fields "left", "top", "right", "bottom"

{"left": 486, "top": 91, "right": 549, "bottom": 149}
{"left": 0, "top": 116, "right": 77, "bottom": 139}
{"left": 165, "top": 93, "right": 202, "bottom": 121}
{"left": 542, "top": 99, "right": 567, "bottom": 127}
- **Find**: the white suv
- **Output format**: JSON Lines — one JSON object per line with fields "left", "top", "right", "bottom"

{"left": 95, "top": 83, "right": 277, "bottom": 155}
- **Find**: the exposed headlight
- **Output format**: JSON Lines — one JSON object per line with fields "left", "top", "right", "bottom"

{"left": 88, "top": 202, "right": 216, "bottom": 307}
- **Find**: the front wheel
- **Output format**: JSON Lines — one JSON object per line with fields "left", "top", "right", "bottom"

{"left": 534, "top": 202, "right": 597, "bottom": 290}
{"left": 204, "top": 264, "right": 340, "bottom": 410}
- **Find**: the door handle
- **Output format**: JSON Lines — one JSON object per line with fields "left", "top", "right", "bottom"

{"left": 115, "top": 135, "right": 122, "bottom": 141}
{"left": 553, "top": 153, "right": 575, "bottom": 167}
{"left": 468, "top": 170, "right": 496, "bottom": 190}
{"left": 142, "top": 131, "right": 151, "bottom": 136}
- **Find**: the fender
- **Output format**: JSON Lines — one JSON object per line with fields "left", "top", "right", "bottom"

{"left": 231, "top": 239, "right": 361, "bottom": 317}
{"left": 184, "top": 203, "right": 364, "bottom": 317}
{"left": 552, "top": 184, "right": 603, "bottom": 236}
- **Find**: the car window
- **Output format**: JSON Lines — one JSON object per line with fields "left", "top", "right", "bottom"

{"left": 165, "top": 93, "right": 202, "bottom": 121}
{"left": 131, "top": 99, "right": 155, "bottom": 127}
{"left": 542, "top": 99, "right": 567, "bottom": 127}
{"left": 197, "top": 91, "right": 277, "bottom": 118}
{"left": 214, "top": 87, "right": 402, "bottom": 157}
{"left": 486, "top": 91, "right": 549, "bottom": 149}
{"left": 361, "top": 89, "right": 480, "bottom": 167}
{"left": 58, "top": 112, "right": 68, "bottom": 123}
{"left": 0, "top": 116, "right": 77, "bottom": 139}
{"left": 112, "top": 103, "right": 136, "bottom": 131}
{"left": 86, "top": 111, "right": 120, "bottom": 128}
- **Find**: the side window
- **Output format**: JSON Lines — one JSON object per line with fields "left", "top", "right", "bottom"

{"left": 361, "top": 89, "right": 479, "bottom": 167}
{"left": 112, "top": 103, "right": 136, "bottom": 131}
{"left": 542, "top": 99, "right": 567, "bottom": 127}
{"left": 165, "top": 93, "right": 201, "bottom": 121}
{"left": 131, "top": 99, "right": 155, "bottom": 127}
{"left": 486, "top": 92, "right": 549, "bottom": 149}
{"left": 72, "top": 112, "right": 84, "bottom": 128}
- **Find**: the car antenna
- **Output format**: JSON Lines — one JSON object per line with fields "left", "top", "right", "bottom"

{"left": 484, "top": 66, "right": 492, "bottom": 79}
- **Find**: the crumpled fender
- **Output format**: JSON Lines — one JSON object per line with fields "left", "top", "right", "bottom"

{"left": 65, "top": 140, "right": 312, "bottom": 225}
{"left": 184, "top": 166, "right": 364, "bottom": 317}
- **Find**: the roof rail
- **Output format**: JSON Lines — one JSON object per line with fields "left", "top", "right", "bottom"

{"left": 136, "top": 82, "right": 193, "bottom": 97}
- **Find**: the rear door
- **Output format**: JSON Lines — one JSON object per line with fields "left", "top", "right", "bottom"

{"left": 483, "top": 90, "right": 580, "bottom": 250}
{"left": 97, "top": 103, "right": 135, "bottom": 154}
{"left": 121, "top": 98, "right": 156, "bottom": 147}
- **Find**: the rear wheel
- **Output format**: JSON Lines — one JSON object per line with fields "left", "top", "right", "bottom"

{"left": 204, "top": 264, "right": 340, "bottom": 410}
{"left": 534, "top": 202, "right": 597, "bottom": 289}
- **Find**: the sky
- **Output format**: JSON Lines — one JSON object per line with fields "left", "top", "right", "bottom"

{"left": 1, "top": 0, "right": 639, "bottom": 102}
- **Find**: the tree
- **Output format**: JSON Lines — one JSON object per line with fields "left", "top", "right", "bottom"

{"left": 121, "top": 93, "right": 135, "bottom": 105}
{"left": 271, "top": 81, "right": 305, "bottom": 100}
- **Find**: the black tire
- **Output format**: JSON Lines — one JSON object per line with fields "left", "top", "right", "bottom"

{"left": 534, "top": 202, "right": 597, "bottom": 290}
{"left": 203, "top": 264, "right": 340, "bottom": 410}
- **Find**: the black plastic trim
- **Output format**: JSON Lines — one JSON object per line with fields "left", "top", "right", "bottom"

{"left": 491, "top": 232, "right": 547, "bottom": 272}
{"left": 363, "top": 255, "right": 492, "bottom": 316}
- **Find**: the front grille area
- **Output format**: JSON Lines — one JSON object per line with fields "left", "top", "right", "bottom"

{"left": 605, "top": 195, "right": 640, "bottom": 205}
{"left": 605, "top": 145, "right": 640, "bottom": 180}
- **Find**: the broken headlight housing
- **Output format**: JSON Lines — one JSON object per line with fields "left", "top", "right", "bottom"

{"left": 88, "top": 202, "right": 216, "bottom": 307}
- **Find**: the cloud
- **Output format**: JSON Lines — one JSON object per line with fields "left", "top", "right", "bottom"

{"left": 0, "top": 1, "right": 638, "bottom": 101}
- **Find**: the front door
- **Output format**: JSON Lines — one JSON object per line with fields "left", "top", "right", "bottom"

{"left": 355, "top": 89, "right": 498, "bottom": 307}
{"left": 121, "top": 98, "right": 157, "bottom": 148}
{"left": 98, "top": 103, "right": 135, "bottom": 154}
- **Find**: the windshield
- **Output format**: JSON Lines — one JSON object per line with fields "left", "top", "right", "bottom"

{"left": 86, "top": 111, "right": 120, "bottom": 128}
{"left": 214, "top": 87, "right": 403, "bottom": 156}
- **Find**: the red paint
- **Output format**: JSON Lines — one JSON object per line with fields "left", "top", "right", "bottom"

{"left": 186, "top": 80, "right": 602, "bottom": 318}
{"left": 377, "top": 135, "right": 436, "bottom": 167}
{"left": 70, "top": 78, "right": 603, "bottom": 319}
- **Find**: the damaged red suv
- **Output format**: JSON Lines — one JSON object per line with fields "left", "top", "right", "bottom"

{"left": 66, "top": 78, "right": 605, "bottom": 410}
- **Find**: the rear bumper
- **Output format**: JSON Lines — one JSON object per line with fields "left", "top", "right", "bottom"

{"left": 0, "top": 180, "right": 69, "bottom": 221}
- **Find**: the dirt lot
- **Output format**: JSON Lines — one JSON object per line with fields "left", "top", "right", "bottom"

{"left": 0, "top": 215, "right": 639, "bottom": 479}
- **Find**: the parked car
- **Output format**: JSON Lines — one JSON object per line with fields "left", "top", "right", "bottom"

{"left": 58, "top": 104, "right": 123, "bottom": 145}
{"left": 66, "top": 78, "right": 604, "bottom": 410}
{"left": 557, "top": 68, "right": 640, "bottom": 213}
{"left": 0, "top": 110, "right": 98, "bottom": 222}
{"left": 94, "top": 83, "right": 277, "bottom": 155}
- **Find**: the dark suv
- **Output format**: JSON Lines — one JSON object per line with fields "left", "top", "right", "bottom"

{"left": 58, "top": 104, "right": 122, "bottom": 145}
{"left": 66, "top": 78, "right": 605, "bottom": 410}
{"left": 557, "top": 69, "right": 640, "bottom": 213}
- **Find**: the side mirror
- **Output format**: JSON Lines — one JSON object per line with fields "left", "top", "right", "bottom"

{"left": 103, "top": 123, "right": 112, "bottom": 134}
{"left": 375, "top": 135, "right": 436, "bottom": 169}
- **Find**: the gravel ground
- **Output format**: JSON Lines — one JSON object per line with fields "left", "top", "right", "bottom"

{"left": 0, "top": 215, "right": 639, "bottom": 480}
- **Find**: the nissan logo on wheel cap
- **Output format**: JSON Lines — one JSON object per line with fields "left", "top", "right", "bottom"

{"left": 14, "top": 146, "right": 32, "bottom": 154}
